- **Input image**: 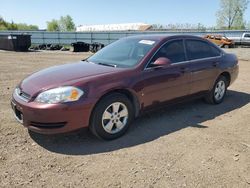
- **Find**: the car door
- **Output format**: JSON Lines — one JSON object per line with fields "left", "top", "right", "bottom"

{"left": 184, "top": 39, "right": 221, "bottom": 94}
{"left": 141, "top": 39, "right": 191, "bottom": 108}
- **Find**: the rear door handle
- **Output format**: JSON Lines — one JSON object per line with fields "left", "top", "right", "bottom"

{"left": 180, "top": 67, "right": 189, "bottom": 73}
{"left": 213, "top": 62, "right": 219, "bottom": 67}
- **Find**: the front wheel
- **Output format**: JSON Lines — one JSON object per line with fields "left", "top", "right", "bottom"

{"left": 204, "top": 76, "right": 228, "bottom": 104}
{"left": 90, "top": 93, "right": 134, "bottom": 140}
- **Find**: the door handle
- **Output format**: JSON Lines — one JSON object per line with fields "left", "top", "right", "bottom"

{"left": 153, "top": 65, "right": 164, "bottom": 70}
{"left": 180, "top": 67, "right": 189, "bottom": 73}
{"left": 213, "top": 62, "right": 219, "bottom": 67}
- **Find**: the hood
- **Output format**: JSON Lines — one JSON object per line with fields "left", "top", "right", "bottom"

{"left": 20, "top": 61, "right": 120, "bottom": 96}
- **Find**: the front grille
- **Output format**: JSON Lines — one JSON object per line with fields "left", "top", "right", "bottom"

{"left": 29, "top": 121, "right": 66, "bottom": 129}
{"left": 15, "top": 87, "right": 31, "bottom": 102}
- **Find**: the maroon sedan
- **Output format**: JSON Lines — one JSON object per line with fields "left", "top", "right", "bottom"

{"left": 11, "top": 35, "right": 239, "bottom": 140}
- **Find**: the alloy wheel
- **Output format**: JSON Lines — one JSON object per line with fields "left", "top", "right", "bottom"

{"left": 102, "top": 102, "right": 129, "bottom": 134}
{"left": 214, "top": 80, "right": 226, "bottom": 101}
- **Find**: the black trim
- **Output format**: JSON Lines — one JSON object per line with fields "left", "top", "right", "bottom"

{"left": 29, "top": 122, "right": 66, "bottom": 129}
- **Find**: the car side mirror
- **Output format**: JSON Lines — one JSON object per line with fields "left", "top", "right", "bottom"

{"left": 152, "top": 57, "right": 172, "bottom": 67}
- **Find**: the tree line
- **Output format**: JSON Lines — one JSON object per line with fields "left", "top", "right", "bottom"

{"left": 0, "top": 16, "right": 39, "bottom": 30}
{"left": 0, "top": 0, "right": 249, "bottom": 31}
{"left": 46, "top": 15, "right": 75, "bottom": 31}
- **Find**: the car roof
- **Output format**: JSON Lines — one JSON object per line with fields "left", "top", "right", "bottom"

{"left": 124, "top": 34, "right": 203, "bottom": 41}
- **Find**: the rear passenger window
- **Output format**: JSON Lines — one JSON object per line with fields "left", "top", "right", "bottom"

{"left": 151, "top": 40, "right": 186, "bottom": 64}
{"left": 186, "top": 40, "right": 221, "bottom": 60}
{"left": 210, "top": 45, "right": 221, "bottom": 57}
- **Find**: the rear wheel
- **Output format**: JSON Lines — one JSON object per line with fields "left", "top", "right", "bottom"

{"left": 90, "top": 93, "right": 134, "bottom": 140}
{"left": 204, "top": 76, "right": 228, "bottom": 104}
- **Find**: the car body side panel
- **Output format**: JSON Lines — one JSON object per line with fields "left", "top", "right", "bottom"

{"left": 141, "top": 64, "right": 191, "bottom": 108}
{"left": 188, "top": 57, "right": 220, "bottom": 94}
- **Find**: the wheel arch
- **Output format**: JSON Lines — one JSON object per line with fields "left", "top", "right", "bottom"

{"left": 220, "top": 71, "right": 231, "bottom": 86}
{"left": 90, "top": 88, "right": 141, "bottom": 123}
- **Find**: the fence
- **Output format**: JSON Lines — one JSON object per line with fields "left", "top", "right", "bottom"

{"left": 0, "top": 30, "right": 249, "bottom": 45}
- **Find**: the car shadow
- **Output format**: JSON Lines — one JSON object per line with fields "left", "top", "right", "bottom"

{"left": 29, "top": 90, "right": 250, "bottom": 155}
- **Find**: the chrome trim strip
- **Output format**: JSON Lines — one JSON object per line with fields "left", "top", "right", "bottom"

{"left": 186, "top": 55, "right": 222, "bottom": 63}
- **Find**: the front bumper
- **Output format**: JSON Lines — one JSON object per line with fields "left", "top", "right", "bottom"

{"left": 11, "top": 91, "right": 95, "bottom": 134}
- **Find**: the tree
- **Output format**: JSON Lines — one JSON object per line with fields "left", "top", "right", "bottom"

{"left": 152, "top": 24, "right": 165, "bottom": 30}
{"left": 0, "top": 16, "right": 39, "bottom": 30}
{"left": 59, "top": 15, "right": 75, "bottom": 31}
{"left": 47, "top": 19, "right": 60, "bottom": 31}
{"left": 7, "top": 21, "right": 18, "bottom": 30}
{"left": 248, "top": 21, "right": 250, "bottom": 29}
{"left": 216, "top": 0, "right": 249, "bottom": 29}
{"left": 16, "top": 23, "right": 38, "bottom": 30}
{"left": 0, "top": 16, "right": 8, "bottom": 30}
{"left": 197, "top": 23, "right": 207, "bottom": 31}
{"left": 47, "top": 15, "right": 75, "bottom": 31}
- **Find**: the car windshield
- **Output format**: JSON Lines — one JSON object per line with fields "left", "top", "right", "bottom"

{"left": 87, "top": 38, "right": 157, "bottom": 68}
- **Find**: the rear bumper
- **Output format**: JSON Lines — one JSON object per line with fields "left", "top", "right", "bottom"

{"left": 11, "top": 92, "right": 95, "bottom": 134}
{"left": 229, "top": 64, "right": 239, "bottom": 86}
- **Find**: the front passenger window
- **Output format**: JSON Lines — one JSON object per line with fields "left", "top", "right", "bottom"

{"left": 150, "top": 40, "right": 186, "bottom": 65}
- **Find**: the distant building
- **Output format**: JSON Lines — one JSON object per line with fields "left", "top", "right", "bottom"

{"left": 76, "top": 23, "right": 152, "bottom": 32}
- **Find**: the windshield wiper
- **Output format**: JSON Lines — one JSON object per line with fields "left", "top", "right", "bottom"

{"left": 97, "top": 62, "right": 117, "bottom": 68}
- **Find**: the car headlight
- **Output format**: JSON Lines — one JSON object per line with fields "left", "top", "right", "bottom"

{"left": 35, "top": 86, "right": 84, "bottom": 104}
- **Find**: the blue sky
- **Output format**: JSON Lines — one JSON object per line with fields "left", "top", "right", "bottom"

{"left": 1, "top": 0, "right": 249, "bottom": 29}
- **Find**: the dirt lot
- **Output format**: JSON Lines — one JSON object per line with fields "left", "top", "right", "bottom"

{"left": 0, "top": 49, "right": 249, "bottom": 188}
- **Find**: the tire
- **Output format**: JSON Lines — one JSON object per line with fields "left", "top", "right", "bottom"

{"left": 204, "top": 76, "right": 228, "bottom": 104}
{"left": 89, "top": 93, "right": 134, "bottom": 140}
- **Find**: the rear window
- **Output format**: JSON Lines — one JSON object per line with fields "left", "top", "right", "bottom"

{"left": 186, "top": 39, "right": 221, "bottom": 60}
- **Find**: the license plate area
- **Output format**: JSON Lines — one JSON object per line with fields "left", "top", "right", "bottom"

{"left": 11, "top": 101, "right": 23, "bottom": 124}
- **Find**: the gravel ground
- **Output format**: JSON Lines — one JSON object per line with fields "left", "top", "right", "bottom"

{"left": 0, "top": 49, "right": 249, "bottom": 188}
